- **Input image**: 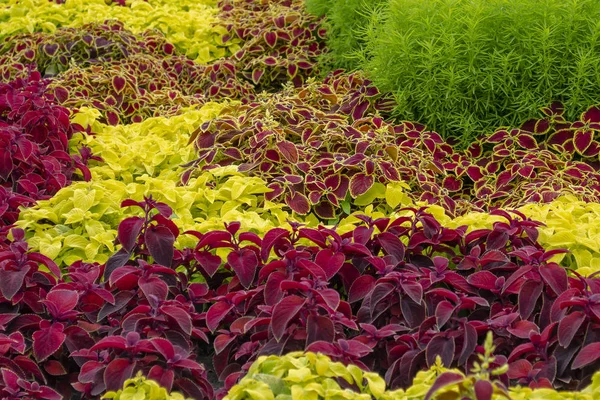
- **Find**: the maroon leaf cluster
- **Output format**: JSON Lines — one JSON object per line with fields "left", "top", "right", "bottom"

{"left": 219, "top": 0, "right": 327, "bottom": 91}
{"left": 0, "top": 198, "right": 598, "bottom": 398}
{"left": 187, "top": 70, "right": 600, "bottom": 217}
{"left": 0, "top": 200, "right": 213, "bottom": 399}
{"left": 0, "top": 21, "right": 175, "bottom": 81}
{"left": 0, "top": 72, "right": 93, "bottom": 235}
{"left": 195, "top": 209, "right": 600, "bottom": 392}
{"left": 186, "top": 71, "right": 395, "bottom": 218}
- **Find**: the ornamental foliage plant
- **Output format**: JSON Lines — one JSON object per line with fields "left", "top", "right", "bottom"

{"left": 0, "top": 72, "right": 93, "bottom": 239}
{"left": 304, "top": 0, "right": 387, "bottom": 72}
{"left": 188, "top": 71, "right": 600, "bottom": 219}
{"left": 4, "top": 203, "right": 600, "bottom": 398}
{"left": 310, "top": 0, "right": 600, "bottom": 144}
{"left": 102, "top": 372, "right": 190, "bottom": 400}
{"left": 225, "top": 350, "right": 600, "bottom": 400}
{"left": 0, "top": 0, "right": 234, "bottom": 64}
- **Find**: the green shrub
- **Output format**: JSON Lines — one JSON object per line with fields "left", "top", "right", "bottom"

{"left": 336, "top": 0, "right": 600, "bottom": 144}
{"left": 305, "top": 0, "right": 386, "bottom": 71}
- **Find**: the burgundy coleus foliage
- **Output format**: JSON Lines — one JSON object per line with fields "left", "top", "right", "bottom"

{"left": 0, "top": 72, "right": 93, "bottom": 235}
{"left": 187, "top": 64, "right": 600, "bottom": 218}
{"left": 0, "top": 200, "right": 213, "bottom": 399}
{"left": 0, "top": 21, "right": 172, "bottom": 81}
{"left": 219, "top": 0, "right": 327, "bottom": 90}
{"left": 0, "top": 201, "right": 598, "bottom": 398}
{"left": 192, "top": 209, "right": 598, "bottom": 393}
{"left": 186, "top": 71, "right": 395, "bottom": 218}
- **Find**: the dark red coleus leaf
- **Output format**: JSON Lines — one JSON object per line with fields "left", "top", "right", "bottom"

{"left": 227, "top": 248, "right": 258, "bottom": 289}
{"left": 572, "top": 343, "right": 600, "bottom": 369}
{"left": 271, "top": 295, "right": 306, "bottom": 341}
{"left": 145, "top": 225, "right": 175, "bottom": 267}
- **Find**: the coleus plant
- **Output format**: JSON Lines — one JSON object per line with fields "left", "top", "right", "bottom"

{"left": 188, "top": 68, "right": 600, "bottom": 218}
{"left": 0, "top": 21, "right": 174, "bottom": 80}
{"left": 1, "top": 198, "right": 599, "bottom": 398}
{"left": 185, "top": 71, "right": 395, "bottom": 219}
{"left": 0, "top": 199, "right": 213, "bottom": 399}
{"left": 49, "top": 52, "right": 253, "bottom": 126}
{"left": 0, "top": 72, "right": 93, "bottom": 235}
{"left": 185, "top": 208, "right": 599, "bottom": 394}
{"left": 218, "top": 0, "right": 327, "bottom": 91}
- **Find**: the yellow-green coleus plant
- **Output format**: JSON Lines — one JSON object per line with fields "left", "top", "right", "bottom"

{"left": 223, "top": 350, "right": 600, "bottom": 400}
{"left": 102, "top": 372, "right": 190, "bottom": 400}
{"left": 16, "top": 167, "right": 290, "bottom": 266}
{"left": 0, "top": 0, "right": 239, "bottom": 63}
{"left": 70, "top": 104, "right": 227, "bottom": 180}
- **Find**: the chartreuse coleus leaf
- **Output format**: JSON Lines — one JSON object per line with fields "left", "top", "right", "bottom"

{"left": 0, "top": 0, "right": 240, "bottom": 63}
{"left": 70, "top": 104, "right": 227, "bottom": 180}
{"left": 102, "top": 371, "right": 189, "bottom": 400}
{"left": 223, "top": 351, "right": 600, "bottom": 400}
{"left": 16, "top": 168, "right": 292, "bottom": 267}
{"left": 17, "top": 105, "right": 292, "bottom": 266}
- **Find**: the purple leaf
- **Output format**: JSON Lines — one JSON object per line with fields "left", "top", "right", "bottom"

{"left": 261, "top": 228, "right": 289, "bottom": 262}
{"left": 306, "top": 314, "right": 335, "bottom": 345}
{"left": 206, "top": 302, "right": 234, "bottom": 333}
{"left": 377, "top": 232, "right": 406, "bottom": 262}
{"left": 271, "top": 295, "right": 306, "bottom": 341}
{"left": 0, "top": 265, "right": 30, "bottom": 300}
{"left": 424, "top": 372, "right": 465, "bottom": 400}
{"left": 118, "top": 217, "right": 144, "bottom": 252}
{"left": 349, "top": 173, "right": 374, "bottom": 197}
{"left": 276, "top": 141, "right": 298, "bottom": 164}
{"left": 573, "top": 129, "right": 593, "bottom": 154}
{"left": 474, "top": 380, "right": 494, "bottom": 400}
{"left": 518, "top": 280, "right": 543, "bottom": 320}
{"left": 558, "top": 311, "right": 586, "bottom": 348}
{"left": 104, "top": 358, "right": 136, "bottom": 392}
{"left": 33, "top": 322, "right": 65, "bottom": 362}
{"left": 139, "top": 276, "right": 168, "bottom": 303}
{"left": 572, "top": 343, "right": 600, "bottom": 369}
{"left": 426, "top": 335, "right": 455, "bottom": 367}
{"left": 194, "top": 251, "right": 222, "bottom": 277}
{"left": 539, "top": 263, "right": 568, "bottom": 295}
{"left": 314, "top": 249, "right": 345, "bottom": 280}
{"left": 112, "top": 76, "right": 126, "bottom": 93}
{"left": 285, "top": 192, "right": 310, "bottom": 215}
{"left": 227, "top": 249, "right": 258, "bottom": 289}
{"left": 145, "top": 225, "right": 175, "bottom": 267}
{"left": 435, "top": 301, "right": 456, "bottom": 328}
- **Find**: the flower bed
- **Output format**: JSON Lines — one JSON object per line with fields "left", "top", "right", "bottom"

{"left": 0, "top": 0, "right": 599, "bottom": 399}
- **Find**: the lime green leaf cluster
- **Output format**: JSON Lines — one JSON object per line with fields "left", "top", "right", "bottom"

{"left": 224, "top": 351, "right": 387, "bottom": 400}
{"left": 225, "top": 351, "right": 600, "bottom": 400}
{"left": 518, "top": 196, "right": 600, "bottom": 277}
{"left": 0, "top": 0, "right": 239, "bottom": 63}
{"left": 16, "top": 167, "right": 290, "bottom": 266}
{"left": 17, "top": 105, "right": 294, "bottom": 265}
{"left": 70, "top": 104, "right": 226, "bottom": 180}
{"left": 102, "top": 371, "right": 190, "bottom": 400}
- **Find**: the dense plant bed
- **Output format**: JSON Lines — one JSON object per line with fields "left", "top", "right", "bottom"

{"left": 1, "top": 0, "right": 600, "bottom": 399}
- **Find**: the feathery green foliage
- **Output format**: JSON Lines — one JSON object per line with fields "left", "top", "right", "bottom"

{"left": 315, "top": 0, "right": 600, "bottom": 144}
{"left": 305, "top": 0, "right": 386, "bottom": 71}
